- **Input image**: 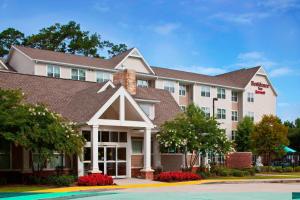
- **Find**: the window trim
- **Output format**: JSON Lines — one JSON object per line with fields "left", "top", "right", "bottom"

{"left": 231, "top": 91, "right": 238, "bottom": 102}
{"left": 47, "top": 65, "right": 61, "bottom": 78}
{"left": 217, "top": 88, "right": 226, "bottom": 99}
{"left": 201, "top": 107, "right": 210, "bottom": 118}
{"left": 247, "top": 92, "right": 254, "bottom": 103}
{"left": 71, "top": 68, "right": 86, "bottom": 81}
{"left": 231, "top": 110, "right": 238, "bottom": 122}
{"left": 201, "top": 86, "right": 210, "bottom": 97}
{"left": 137, "top": 79, "right": 149, "bottom": 88}
{"left": 179, "top": 84, "right": 186, "bottom": 96}
{"left": 246, "top": 111, "right": 255, "bottom": 121}
{"left": 131, "top": 137, "right": 144, "bottom": 155}
{"left": 231, "top": 130, "right": 237, "bottom": 141}
{"left": 96, "top": 71, "right": 111, "bottom": 83}
{"left": 163, "top": 80, "right": 175, "bottom": 93}
{"left": 217, "top": 108, "right": 226, "bottom": 119}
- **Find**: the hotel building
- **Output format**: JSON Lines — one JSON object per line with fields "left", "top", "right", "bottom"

{"left": 0, "top": 46, "right": 277, "bottom": 179}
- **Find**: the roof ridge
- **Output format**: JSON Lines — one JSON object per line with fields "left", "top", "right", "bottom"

{"left": 151, "top": 66, "right": 213, "bottom": 77}
{"left": 216, "top": 66, "right": 261, "bottom": 77}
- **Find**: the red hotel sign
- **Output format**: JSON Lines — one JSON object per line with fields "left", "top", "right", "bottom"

{"left": 251, "top": 81, "right": 270, "bottom": 95}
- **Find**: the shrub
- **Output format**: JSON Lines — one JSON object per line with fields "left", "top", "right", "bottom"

{"left": 47, "top": 175, "right": 76, "bottom": 186}
{"left": 155, "top": 172, "right": 201, "bottom": 182}
{"left": 272, "top": 166, "right": 283, "bottom": 173}
{"left": 283, "top": 167, "right": 293, "bottom": 172}
{"left": 78, "top": 174, "right": 113, "bottom": 186}
{"left": 244, "top": 168, "right": 256, "bottom": 176}
{"left": 295, "top": 166, "right": 300, "bottom": 172}
{"left": 197, "top": 171, "right": 211, "bottom": 179}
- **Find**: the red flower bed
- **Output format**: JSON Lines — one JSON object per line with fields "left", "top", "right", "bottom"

{"left": 155, "top": 171, "right": 201, "bottom": 182}
{"left": 77, "top": 173, "right": 113, "bottom": 186}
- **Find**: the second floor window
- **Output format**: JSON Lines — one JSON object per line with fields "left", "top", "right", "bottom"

{"left": 231, "top": 130, "right": 237, "bottom": 140}
{"left": 217, "top": 88, "right": 226, "bottom": 99}
{"left": 201, "top": 86, "right": 210, "bottom": 97}
{"left": 72, "top": 68, "right": 86, "bottom": 81}
{"left": 247, "top": 92, "right": 254, "bottom": 102}
{"left": 96, "top": 71, "right": 110, "bottom": 83}
{"left": 47, "top": 65, "right": 60, "bottom": 78}
{"left": 247, "top": 112, "right": 254, "bottom": 121}
{"left": 217, "top": 108, "right": 226, "bottom": 119}
{"left": 231, "top": 91, "right": 238, "bottom": 102}
{"left": 179, "top": 84, "right": 186, "bottom": 96}
{"left": 164, "top": 81, "right": 175, "bottom": 93}
{"left": 137, "top": 80, "right": 149, "bottom": 88}
{"left": 232, "top": 111, "right": 238, "bottom": 121}
{"left": 201, "top": 107, "right": 210, "bottom": 118}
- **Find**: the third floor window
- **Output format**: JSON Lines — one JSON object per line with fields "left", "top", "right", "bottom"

{"left": 96, "top": 71, "right": 111, "bottom": 83}
{"left": 217, "top": 88, "right": 226, "bottom": 99}
{"left": 137, "top": 80, "right": 149, "bottom": 88}
{"left": 72, "top": 68, "right": 86, "bottom": 81}
{"left": 179, "top": 84, "right": 186, "bottom": 96}
{"left": 217, "top": 108, "right": 226, "bottom": 119}
{"left": 164, "top": 80, "right": 175, "bottom": 93}
{"left": 247, "top": 92, "right": 254, "bottom": 102}
{"left": 231, "top": 91, "right": 238, "bottom": 102}
{"left": 47, "top": 65, "right": 60, "bottom": 78}
{"left": 201, "top": 86, "right": 210, "bottom": 97}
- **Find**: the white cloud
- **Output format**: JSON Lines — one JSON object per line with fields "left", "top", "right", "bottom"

{"left": 269, "top": 67, "right": 293, "bottom": 77}
{"left": 153, "top": 23, "right": 181, "bottom": 35}
{"left": 93, "top": 2, "right": 110, "bottom": 13}
{"left": 277, "top": 102, "right": 300, "bottom": 121}
{"left": 192, "top": 66, "right": 227, "bottom": 75}
{"left": 235, "top": 51, "right": 276, "bottom": 68}
{"left": 209, "top": 12, "right": 269, "bottom": 25}
{"left": 258, "top": 0, "right": 300, "bottom": 12}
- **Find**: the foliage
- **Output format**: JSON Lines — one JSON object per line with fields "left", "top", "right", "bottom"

{"left": 210, "top": 167, "right": 253, "bottom": 177}
{"left": 0, "top": 89, "right": 85, "bottom": 173}
{"left": 77, "top": 174, "right": 113, "bottom": 186}
{"left": 285, "top": 118, "right": 300, "bottom": 152}
{"left": 0, "top": 28, "right": 25, "bottom": 57}
{"left": 251, "top": 115, "right": 289, "bottom": 166}
{"left": 0, "top": 21, "right": 127, "bottom": 58}
{"left": 235, "top": 116, "right": 254, "bottom": 152}
{"left": 295, "top": 166, "right": 300, "bottom": 172}
{"left": 26, "top": 175, "right": 76, "bottom": 186}
{"left": 157, "top": 104, "right": 233, "bottom": 170}
{"left": 155, "top": 171, "right": 201, "bottom": 182}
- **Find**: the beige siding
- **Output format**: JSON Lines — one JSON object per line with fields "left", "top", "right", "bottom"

{"left": 122, "top": 57, "right": 151, "bottom": 74}
{"left": 8, "top": 49, "right": 35, "bottom": 74}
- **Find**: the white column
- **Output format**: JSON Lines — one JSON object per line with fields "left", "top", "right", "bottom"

{"left": 77, "top": 156, "right": 84, "bottom": 176}
{"left": 90, "top": 125, "right": 100, "bottom": 173}
{"left": 153, "top": 136, "right": 161, "bottom": 169}
{"left": 126, "top": 130, "right": 132, "bottom": 178}
{"left": 142, "top": 127, "right": 153, "bottom": 171}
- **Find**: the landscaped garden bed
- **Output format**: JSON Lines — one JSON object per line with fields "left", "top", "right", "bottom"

{"left": 77, "top": 173, "right": 114, "bottom": 186}
{"left": 155, "top": 171, "right": 201, "bottom": 182}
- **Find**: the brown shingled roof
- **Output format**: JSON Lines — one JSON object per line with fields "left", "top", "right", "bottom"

{"left": 12, "top": 45, "right": 133, "bottom": 70}
{"left": 0, "top": 71, "right": 180, "bottom": 126}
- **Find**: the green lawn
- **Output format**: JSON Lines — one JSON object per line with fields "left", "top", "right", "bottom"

{"left": 208, "top": 172, "right": 300, "bottom": 180}
{"left": 0, "top": 185, "right": 52, "bottom": 192}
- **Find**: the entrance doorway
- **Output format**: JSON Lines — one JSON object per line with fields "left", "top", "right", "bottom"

{"left": 98, "top": 146, "right": 127, "bottom": 178}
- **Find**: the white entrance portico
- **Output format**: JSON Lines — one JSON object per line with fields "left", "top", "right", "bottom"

{"left": 78, "top": 85, "right": 155, "bottom": 179}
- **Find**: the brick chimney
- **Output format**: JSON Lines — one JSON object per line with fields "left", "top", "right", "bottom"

{"left": 113, "top": 69, "right": 136, "bottom": 95}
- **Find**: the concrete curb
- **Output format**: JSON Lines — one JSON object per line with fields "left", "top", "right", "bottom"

{"left": 203, "top": 179, "right": 300, "bottom": 185}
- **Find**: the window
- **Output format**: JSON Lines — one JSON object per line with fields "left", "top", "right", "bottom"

{"left": 71, "top": 68, "right": 86, "bottom": 81}
{"left": 139, "top": 103, "right": 151, "bottom": 117}
{"left": 179, "top": 84, "right": 186, "bottom": 96}
{"left": 164, "top": 81, "right": 175, "bottom": 93}
{"left": 180, "top": 105, "right": 186, "bottom": 112}
{"left": 0, "top": 140, "right": 10, "bottom": 169}
{"left": 247, "top": 92, "right": 254, "bottom": 102}
{"left": 201, "top": 86, "right": 210, "bottom": 97}
{"left": 201, "top": 107, "right": 210, "bottom": 118}
{"left": 217, "top": 88, "right": 226, "bottom": 99}
{"left": 232, "top": 111, "right": 238, "bottom": 121}
{"left": 217, "top": 109, "right": 226, "bottom": 119}
{"left": 247, "top": 112, "right": 254, "bottom": 121}
{"left": 132, "top": 138, "right": 143, "bottom": 154}
{"left": 96, "top": 71, "right": 110, "bottom": 83}
{"left": 47, "top": 65, "right": 60, "bottom": 78}
{"left": 231, "top": 130, "right": 237, "bottom": 140}
{"left": 231, "top": 91, "right": 238, "bottom": 102}
{"left": 137, "top": 80, "right": 149, "bottom": 88}
{"left": 32, "top": 152, "right": 63, "bottom": 169}
{"left": 99, "top": 131, "right": 127, "bottom": 143}
{"left": 82, "top": 130, "right": 91, "bottom": 142}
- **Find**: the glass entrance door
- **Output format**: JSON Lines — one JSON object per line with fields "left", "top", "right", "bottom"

{"left": 98, "top": 146, "right": 127, "bottom": 178}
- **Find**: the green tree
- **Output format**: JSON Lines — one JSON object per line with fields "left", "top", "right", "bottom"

{"left": 284, "top": 120, "right": 295, "bottom": 128}
{"left": 286, "top": 118, "right": 300, "bottom": 152}
{"left": 251, "top": 115, "right": 289, "bottom": 166}
{"left": 235, "top": 116, "right": 254, "bottom": 152}
{"left": 0, "top": 28, "right": 25, "bottom": 57}
{"left": 0, "top": 89, "right": 85, "bottom": 174}
{"left": 157, "top": 104, "right": 232, "bottom": 170}
{"left": 0, "top": 21, "right": 128, "bottom": 58}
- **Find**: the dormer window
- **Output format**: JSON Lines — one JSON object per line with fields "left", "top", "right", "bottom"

{"left": 96, "top": 71, "right": 111, "bottom": 83}
{"left": 164, "top": 80, "right": 175, "bottom": 93}
{"left": 138, "top": 103, "right": 154, "bottom": 120}
{"left": 72, "top": 68, "right": 86, "bottom": 81}
{"left": 47, "top": 65, "right": 60, "bottom": 78}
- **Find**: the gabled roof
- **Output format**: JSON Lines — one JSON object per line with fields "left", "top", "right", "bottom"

{"left": 9, "top": 45, "right": 133, "bottom": 70}
{"left": 0, "top": 71, "right": 180, "bottom": 125}
{"left": 152, "top": 66, "right": 261, "bottom": 89}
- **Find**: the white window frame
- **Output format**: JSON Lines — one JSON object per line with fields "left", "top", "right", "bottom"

{"left": 231, "top": 110, "right": 238, "bottom": 121}
{"left": 163, "top": 80, "right": 175, "bottom": 93}
{"left": 131, "top": 138, "right": 144, "bottom": 155}
{"left": 217, "top": 108, "right": 226, "bottom": 119}
{"left": 180, "top": 105, "right": 186, "bottom": 112}
{"left": 247, "top": 111, "right": 255, "bottom": 121}
{"left": 47, "top": 65, "right": 60, "bottom": 78}
{"left": 231, "top": 91, "right": 238, "bottom": 102}
{"left": 32, "top": 152, "right": 65, "bottom": 170}
{"left": 71, "top": 68, "right": 86, "bottom": 81}
{"left": 179, "top": 84, "right": 186, "bottom": 96}
{"left": 96, "top": 71, "right": 111, "bottom": 83}
{"left": 247, "top": 92, "right": 254, "bottom": 102}
{"left": 137, "top": 80, "right": 149, "bottom": 88}
{"left": 231, "top": 130, "right": 237, "bottom": 140}
{"left": 201, "top": 86, "right": 210, "bottom": 97}
{"left": 217, "top": 88, "right": 226, "bottom": 99}
{"left": 201, "top": 107, "right": 210, "bottom": 118}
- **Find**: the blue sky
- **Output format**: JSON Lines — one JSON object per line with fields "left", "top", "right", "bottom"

{"left": 0, "top": 0, "right": 300, "bottom": 121}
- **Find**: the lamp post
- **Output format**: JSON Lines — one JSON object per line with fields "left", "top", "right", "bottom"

{"left": 212, "top": 97, "right": 218, "bottom": 118}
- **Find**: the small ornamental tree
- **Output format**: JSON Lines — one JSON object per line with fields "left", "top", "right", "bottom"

{"left": 0, "top": 89, "right": 85, "bottom": 174}
{"left": 251, "top": 115, "right": 289, "bottom": 166}
{"left": 235, "top": 116, "right": 254, "bottom": 152}
{"left": 157, "top": 104, "right": 233, "bottom": 171}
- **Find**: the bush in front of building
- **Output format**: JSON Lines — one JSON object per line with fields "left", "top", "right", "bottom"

{"left": 77, "top": 174, "right": 113, "bottom": 186}
{"left": 295, "top": 166, "right": 300, "bottom": 172}
{"left": 25, "top": 175, "right": 76, "bottom": 186}
{"left": 208, "top": 166, "right": 255, "bottom": 177}
{"left": 258, "top": 166, "right": 299, "bottom": 173}
{"left": 155, "top": 171, "right": 201, "bottom": 182}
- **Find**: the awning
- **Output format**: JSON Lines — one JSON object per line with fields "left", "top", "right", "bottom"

{"left": 284, "top": 146, "right": 296, "bottom": 153}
